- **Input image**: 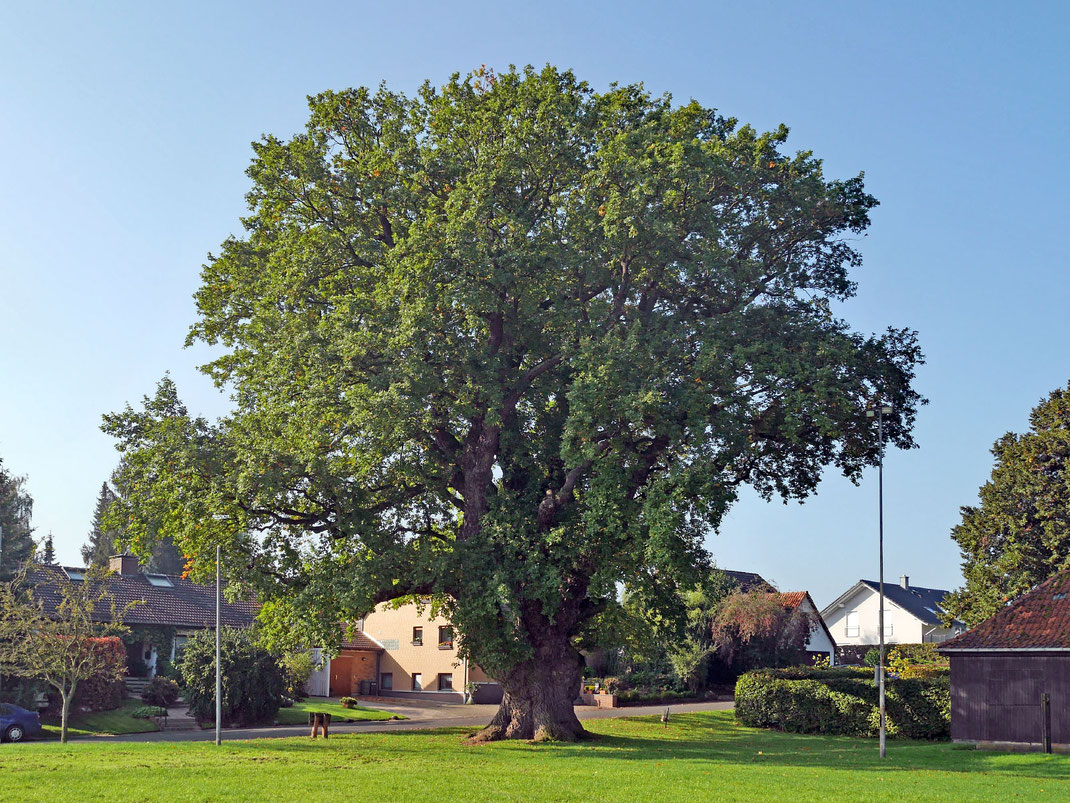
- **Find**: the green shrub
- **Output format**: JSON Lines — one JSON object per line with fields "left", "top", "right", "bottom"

{"left": 141, "top": 676, "right": 180, "bottom": 708}
{"left": 340, "top": 696, "right": 359, "bottom": 709}
{"left": 735, "top": 667, "right": 949, "bottom": 739}
{"left": 179, "top": 627, "right": 285, "bottom": 727}
{"left": 277, "top": 650, "right": 316, "bottom": 700}
{"left": 131, "top": 705, "right": 167, "bottom": 719}
{"left": 73, "top": 637, "right": 128, "bottom": 712}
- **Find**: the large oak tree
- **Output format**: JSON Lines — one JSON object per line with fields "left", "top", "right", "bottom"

{"left": 104, "top": 66, "right": 922, "bottom": 741}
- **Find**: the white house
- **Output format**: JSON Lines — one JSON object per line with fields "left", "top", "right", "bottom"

{"left": 821, "top": 575, "right": 966, "bottom": 646}
{"left": 781, "top": 591, "right": 837, "bottom": 663}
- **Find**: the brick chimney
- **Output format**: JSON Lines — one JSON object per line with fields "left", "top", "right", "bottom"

{"left": 900, "top": 575, "right": 909, "bottom": 590}
{"left": 109, "top": 554, "right": 140, "bottom": 575}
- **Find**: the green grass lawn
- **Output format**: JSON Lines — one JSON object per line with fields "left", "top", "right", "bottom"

{"left": 41, "top": 699, "right": 160, "bottom": 738}
{"left": 274, "top": 699, "right": 399, "bottom": 725}
{"left": 2, "top": 711, "right": 1067, "bottom": 802}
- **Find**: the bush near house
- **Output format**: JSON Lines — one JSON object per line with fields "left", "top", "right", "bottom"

{"left": 141, "top": 676, "right": 180, "bottom": 708}
{"left": 887, "top": 643, "right": 949, "bottom": 679}
{"left": 180, "top": 627, "right": 285, "bottom": 727}
{"left": 71, "top": 637, "right": 127, "bottom": 712}
{"left": 735, "top": 666, "right": 950, "bottom": 739}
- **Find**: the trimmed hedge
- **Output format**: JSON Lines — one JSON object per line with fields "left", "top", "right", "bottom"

{"left": 735, "top": 667, "right": 949, "bottom": 739}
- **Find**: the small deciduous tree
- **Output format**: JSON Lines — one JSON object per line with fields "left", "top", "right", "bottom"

{"left": 943, "top": 382, "right": 1070, "bottom": 626}
{"left": 711, "top": 591, "right": 815, "bottom": 672}
{"left": 0, "top": 568, "right": 133, "bottom": 742}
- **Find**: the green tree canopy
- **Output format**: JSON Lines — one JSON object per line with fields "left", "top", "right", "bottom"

{"left": 104, "top": 66, "right": 922, "bottom": 741}
{"left": 943, "top": 382, "right": 1070, "bottom": 626}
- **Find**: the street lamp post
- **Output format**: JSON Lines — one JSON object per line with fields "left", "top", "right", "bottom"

{"left": 867, "top": 400, "right": 893, "bottom": 759}
{"left": 215, "top": 544, "right": 222, "bottom": 747}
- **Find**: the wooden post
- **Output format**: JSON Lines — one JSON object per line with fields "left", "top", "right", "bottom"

{"left": 1042, "top": 693, "right": 1052, "bottom": 754}
{"left": 309, "top": 712, "right": 333, "bottom": 739}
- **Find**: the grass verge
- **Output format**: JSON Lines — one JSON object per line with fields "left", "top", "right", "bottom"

{"left": 41, "top": 699, "right": 161, "bottom": 738}
{"left": 2, "top": 711, "right": 1066, "bottom": 802}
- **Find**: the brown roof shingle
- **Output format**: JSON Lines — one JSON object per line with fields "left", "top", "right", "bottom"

{"left": 29, "top": 567, "right": 257, "bottom": 630}
{"left": 939, "top": 571, "right": 1070, "bottom": 651}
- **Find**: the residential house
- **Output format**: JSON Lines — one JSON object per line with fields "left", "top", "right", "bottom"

{"left": 780, "top": 591, "right": 837, "bottom": 664}
{"left": 305, "top": 601, "right": 503, "bottom": 703}
{"left": 361, "top": 602, "right": 501, "bottom": 703}
{"left": 939, "top": 571, "right": 1070, "bottom": 751}
{"left": 28, "top": 555, "right": 257, "bottom": 676}
{"left": 821, "top": 575, "right": 965, "bottom": 660}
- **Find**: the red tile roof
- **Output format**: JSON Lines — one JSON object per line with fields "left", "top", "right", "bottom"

{"left": 28, "top": 567, "right": 257, "bottom": 630}
{"left": 939, "top": 571, "right": 1070, "bottom": 651}
{"left": 779, "top": 591, "right": 808, "bottom": 609}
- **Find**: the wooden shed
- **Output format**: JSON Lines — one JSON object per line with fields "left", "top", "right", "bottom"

{"left": 938, "top": 571, "right": 1070, "bottom": 751}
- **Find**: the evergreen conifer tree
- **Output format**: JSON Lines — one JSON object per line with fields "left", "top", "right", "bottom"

{"left": 0, "top": 457, "right": 35, "bottom": 580}
{"left": 81, "top": 483, "right": 120, "bottom": 568}
{"left": 38, "top": 532, "right": 56, "bottom": 565}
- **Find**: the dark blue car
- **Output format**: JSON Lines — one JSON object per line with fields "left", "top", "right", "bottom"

{"left": 0, "top": 703, "right": 44, "bottom": 743}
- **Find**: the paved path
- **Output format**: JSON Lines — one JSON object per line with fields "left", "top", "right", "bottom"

{"left": 99, "top": 699, "right": 734, "bottom": 743}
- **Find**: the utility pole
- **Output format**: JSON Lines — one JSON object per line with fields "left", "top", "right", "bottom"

{"left": 867, "top": 400, "right": 893, "bottom": 759}
{"left": 215, "top": 544, "right": 222, "bottom": 746}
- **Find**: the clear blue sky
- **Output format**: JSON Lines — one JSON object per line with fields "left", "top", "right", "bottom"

{"left": 1, "top": 1, "right": 1067, "bottom": 608}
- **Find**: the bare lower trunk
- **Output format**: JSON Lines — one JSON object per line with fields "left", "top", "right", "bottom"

{"left": 60, "top": 686, "right": 73, "bottom": 744}
{"left": 472, "top": 628, "right": 585, "bottom": 742}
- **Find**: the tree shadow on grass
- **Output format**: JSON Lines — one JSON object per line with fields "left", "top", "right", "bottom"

{"left": 541, "top": 713, "right": 1070, "bottom": 782}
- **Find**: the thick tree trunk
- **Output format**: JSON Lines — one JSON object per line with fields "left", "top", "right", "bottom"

{"left": 472, "top": 626, "right": 585, "bottom": 742}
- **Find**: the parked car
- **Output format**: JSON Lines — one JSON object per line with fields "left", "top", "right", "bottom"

{"left": 0, "top": 703, "right": 44, "bottom": 743}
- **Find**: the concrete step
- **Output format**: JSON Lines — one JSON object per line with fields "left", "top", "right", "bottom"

{"left": 124, "top": 678, "right": 152, "bottom": 695}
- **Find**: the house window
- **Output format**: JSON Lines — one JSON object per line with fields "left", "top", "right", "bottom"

{"left": 412, "top": 627, "right": 423, "bottom": 646}
{"left": 380, "top": 673, "right": 393, "bottom": 690}
{"left": 881, "top": 609, "right": 893, "bottom": 639}
{"left": 844, "top": 611, "right": 859, "bottom": 638}
{"left": 438, "top": 626, "right": 454, "bottom": 649}
{"left": 412, "top": 673, "right": 422, "bottom": 691}
{"left": 438, "top": 673, "right": 453, "bottom": 691}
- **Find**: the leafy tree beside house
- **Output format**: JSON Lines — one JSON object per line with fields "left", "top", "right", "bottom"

{"left": 180, "top": 627, "right": 285, "bottom": 727}
{"left": 0, "top": 566, "right": 135, "bottom": 742}
{"left": 943, "top": 382, "right": 1070, "bottom": 626}
{"left": 103, "top": 66, "right": 923, "bottom": 742}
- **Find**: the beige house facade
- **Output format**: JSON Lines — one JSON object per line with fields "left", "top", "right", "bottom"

{"left": 360, "top": 602, "right": 500, "bottom": 702}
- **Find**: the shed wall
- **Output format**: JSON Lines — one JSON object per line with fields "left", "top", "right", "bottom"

{"left": 949, "top": 652, "right": 1070, "bottom": 745}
